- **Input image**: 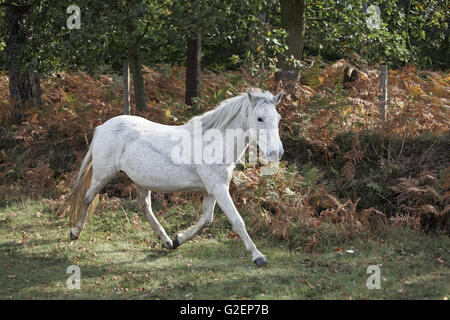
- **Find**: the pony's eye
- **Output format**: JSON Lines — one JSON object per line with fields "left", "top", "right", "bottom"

{"left": 257, "top": 117, "right": 264, "bottom": 122}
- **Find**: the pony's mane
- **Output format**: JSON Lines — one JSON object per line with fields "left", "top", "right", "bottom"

{"left": 186, "top": 90, "right": 273, "bottom": 131}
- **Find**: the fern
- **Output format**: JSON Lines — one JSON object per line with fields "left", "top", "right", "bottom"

{"left": 341, "top": 135, "right": 365, "bottom": 181}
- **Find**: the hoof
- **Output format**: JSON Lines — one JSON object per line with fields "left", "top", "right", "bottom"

{"left": 253, "top": 256, "right": 269, "bottom": 267}
{"left": 162, "top": 240, "right": 174, "bottom": 249}
{"left": 70, "top": 230, "right": 79, "bottom": 241}
{"left": 172, "top": 235, "right": 180, "bottom": 250}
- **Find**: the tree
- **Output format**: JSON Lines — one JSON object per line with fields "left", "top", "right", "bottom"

{"left": 276, "top": 0, "right": 306, "bottom": 82}
{"left": 29, "top": 0, "right": 154, "bottom": 112}
{"left": 185, "top": 33, "right": 201, "bottom": 106}
{"left": 166, "top": 0, "right": 211, "bottom": 107}
{"left": 97, "top": 0, "right": 153, "bottom": 112}
{"left": 126, "top": 19, "right": 149, "bottom": 112}
{"left": 303, "top": 0, "right": 448, "bottom": 69}
{"left": 165, "top": 0, "right": 288, "bottom": 105}
{"left": 4, "top": 1, "right": 41, "bottom": 124}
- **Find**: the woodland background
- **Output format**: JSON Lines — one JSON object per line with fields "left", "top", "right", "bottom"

{"left": 0, "top": 0, "right": 448, "bottom": 299}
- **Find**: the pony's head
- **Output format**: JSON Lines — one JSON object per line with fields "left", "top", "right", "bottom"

{"left": 246, "top": 89, "right": 284, "bottom": 162}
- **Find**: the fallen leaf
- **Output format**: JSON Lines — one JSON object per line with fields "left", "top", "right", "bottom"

{"left": 228, "top": 232, "right": 238, "bottom": 239}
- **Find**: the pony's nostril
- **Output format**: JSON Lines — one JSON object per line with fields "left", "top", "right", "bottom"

{"left": 279, "top": 148, "right": 284, "bottom": 158}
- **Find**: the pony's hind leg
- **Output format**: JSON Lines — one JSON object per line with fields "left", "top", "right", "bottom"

{"left": 172, "top": 193, "right": 216, "bottom": 248}
{"left": 137, "top": 186, "right": 173, "bottom": 249}
{"left": 70, "top": 175, "right": 111, "bottom": 240}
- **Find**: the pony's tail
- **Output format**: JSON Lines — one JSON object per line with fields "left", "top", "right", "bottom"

{"left": 60, "top": 129, "right": 100, "bottom": 227}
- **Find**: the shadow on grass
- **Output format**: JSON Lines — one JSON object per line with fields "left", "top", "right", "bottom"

{"left": 0, "top": 237, "right": 284, "bottom": 299}
{"left": 1, "top": 229, "right": 448, "bottom": 299}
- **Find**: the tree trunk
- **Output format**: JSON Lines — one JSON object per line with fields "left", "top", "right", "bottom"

{"left": 403, "top": 0, "right": 412, "bottom": 51}
{"left": 276, "top": 0, "right": 307, "bottom": 82}
{"left": 6, "top": 2, "right": 42, "bottom": 124}
{"left": 128, "top": 38, "right": 146, "bottom": 112}
{"left": 185, "top": 34, "right": 201, "bottom": 106}
{"left": 123, "top": 60, "right": 131, "bottom": 115}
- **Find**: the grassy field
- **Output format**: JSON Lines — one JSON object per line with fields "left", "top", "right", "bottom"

{"left": 0, "top": 199, "right": 448, "bottom": 300}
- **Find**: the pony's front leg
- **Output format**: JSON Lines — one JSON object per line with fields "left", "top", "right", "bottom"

{"left": 137, "top": 186, "right": 173, "bottom": 249}
{"left": 210, "top": 184, "right": 268, "bottom": 266}
{"left": 172, "top": 194, "right": 216, "bottom": 248}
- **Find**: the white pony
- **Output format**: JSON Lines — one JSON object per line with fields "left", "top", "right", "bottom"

{"left": 63, "top": 89, "right": 284, "bottom": 266}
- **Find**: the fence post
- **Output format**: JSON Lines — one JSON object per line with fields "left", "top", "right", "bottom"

{"left": 123, "top": 60, "right": 131, "bottom": 115}
{"left": 379, "top": 64, "right": 388, "bottom": 132}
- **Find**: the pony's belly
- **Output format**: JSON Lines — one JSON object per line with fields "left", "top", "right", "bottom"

{"left": 137, "top": 171, "right": 204, "bottom": 192}
{"left": 142, "top": 183, "right": 205, "bottom": 193}
{"left": 123, "top": 166, "right": 205, "bottom": 193}
{"left": 118, "top": 135, "right": 203, "bottom": 192}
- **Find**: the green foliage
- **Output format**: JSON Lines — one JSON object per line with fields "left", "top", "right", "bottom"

{"left": 298, "top": 163, "right": 324, "bottom": 189}
{"left": 0, "top": 146, "right": 30, "bottom": 183}
{"left": 1, "top": 0, "right": 446, "bottom": 74}
{"left": 159, "top": 0, "right": 288, "bottom": 73}
{"left": 304, "top": 0, "right": 448, "bottom": 69}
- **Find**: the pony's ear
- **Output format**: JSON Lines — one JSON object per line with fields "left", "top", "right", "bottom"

{"left": 272, "top": 90, "right": 284, "bottom": 105}
{"left": 247, "top": 89, "right": 257, "bottom": 106}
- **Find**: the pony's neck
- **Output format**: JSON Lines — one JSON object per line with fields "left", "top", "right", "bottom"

{"left": 184, "top": 95, "right": 255, "bottom": 166}
{"left": 222, "top": 111, "right": 253, "bottom": 165}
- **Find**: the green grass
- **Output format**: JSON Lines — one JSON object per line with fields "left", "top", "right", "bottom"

{"left": 0, "top": 199, "right": 448, "bottom": 299}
